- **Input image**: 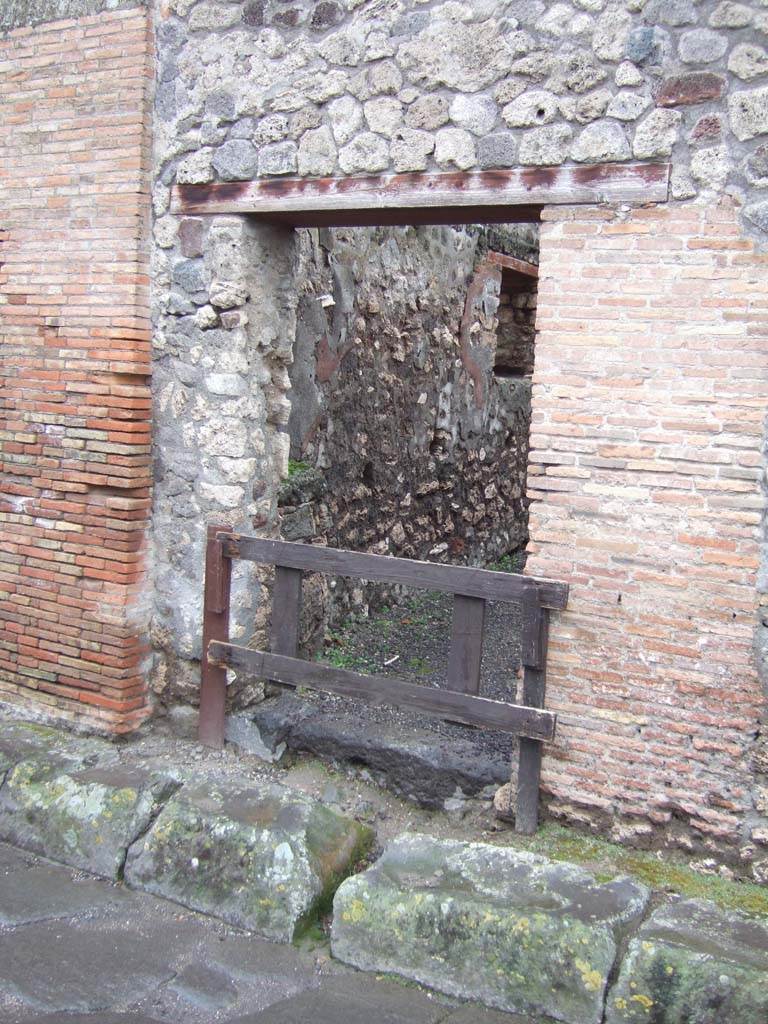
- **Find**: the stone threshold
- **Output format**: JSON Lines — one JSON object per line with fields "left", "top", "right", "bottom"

{"left": 1, "top": 718, "right": 766, "bottom": 1024}
{"left": 226, "top": 693, "right": 510, "bottom": 810}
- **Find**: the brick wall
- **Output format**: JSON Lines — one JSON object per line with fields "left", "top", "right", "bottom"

{"left": 0, "top": 5, "right": 153, "bottom": 732}
{"left": 527, "top": 199, "right": 768, "bottom": 867}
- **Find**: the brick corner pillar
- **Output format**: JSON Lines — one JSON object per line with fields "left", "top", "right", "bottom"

{"left": 0, "top": 4, "right": 155, "bottom": 733}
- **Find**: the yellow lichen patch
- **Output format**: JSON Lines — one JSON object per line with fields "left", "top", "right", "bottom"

{"left": 342, "top": 898, "right": 367, "bottom": 924}
{"left": 614, "top": 997, "right": 628, "bottom": 1011}
{"left": 511, "top": 916, "right": 530, "bottom": 934}
{"left": 630, "top": 993, "right": 654, "bottom": 1011}
{"left": 575, "top": 958, "right": 603, "bottom": 993}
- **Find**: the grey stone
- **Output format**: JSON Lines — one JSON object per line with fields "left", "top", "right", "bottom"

{"left": 547, "top": 51, "right": 608, "bottom": 94}
{"left": 709, "top": 1, "right": 754, "bottom": 27}
{"left": 327, "top": 95, "right": 364, "bottom": 144}
{"left": 493, "top": 77, "right": 527, "bottom": 104}
{"left": 0, "top": 721, "right": 107, "bottom": 780}
{"left": 606, "top": 90, "right": 650, "bottom": 120}
{"left": 338, "top": 132, "right": 389, "bottom": 173}
{"left": 397, "top": 20, "right": 514, "bottom": 92}
{"left": 502, "top": 89, "right": 559, "bottom": 127}
{"left": 367, "top": 60, "right": 402, "bottom": 96}
{"left": 615, "top": 61, "right": 643, "bottom": 87}
{"left": 644, "top": 0, "right": 696, "bottom": 26}
{"left": 297, "top": 125, "right": 337, "bottom": 176}
{"left": 745, "top": 144, "right": 768, "bottom": 185}
{"left": 449, "top": 94, "right": 498, "bottom": 136}
{"left": 246, "top": 695, "right": 509, "bottom": 809}
{"left": 205, "top": 372, "right": 246, "bottom": 397}
{"left": 434, "top": 127, "right": 476, "bottom": 170}
{"left": 477, "top": 132, "right": 518, "bottom": 169}
{"left": 633, "top": 108, "right": 682, "bottom": 158}
{"left": 225, "top": 713, "right": 286, "bottom": 762}
{"left": 519, "top": 124, "right": 573, "bottom": 164}
{"left": 729, "top": 43, "right": 768, "bottom": 82}
{"left": 169, "top": 962, "right": 239, "bottom": 1009}
{"left": 253, "top": 114, "right": 289, "bottom": 145}
{"left": 211, "top": 140, "right": 259, "bottom": 181}
{"left": 592, "top": 8, "right": 632, "bottom": 62}
{"left": 690, "top": 143, "right": 731, "bottom": 190}
{"left": 124, "top": 778, "right": 370, "bottom": 942}
{"left": 332, "top": 834, "right": 649, "bottom": 1024}
{"left": 258, "top": 141, "right": 298, "bottom": 176}
{"left": 0, "top": 761, "right": 177, "bottom": 880}
{"left": 405, "top": 94, "right": 451, "bottom": 131}
{"left": 231, "top": 972, "right": 449, "bottom": 1023}
{"left": 363, "top": 96, "right": 403, "bottom": 137}
{"left": 188, "top": 2, "right": 239, "bottom": 31}
{"left": 729, "top": 86, "right": 768, "bottom": 140}
{"left": 572, "top": 121, "right": 631, "bottom": 162}
{"left": 744, "top": 200, "right": 768, "bottom": 232}
{"left": 0, "top": 916, "right": 184, "bottom": 1012}
{"left": 605, "top": 900, "right": 768, "bottom": 1024}
{"left": 390, "top": 128, "right": 435, "bottom": 172}
{"left": 176, "top": 149, "right": 214, "bottom": 185}
{"left": 574, "top": 87, "right": 612, "bottom": 123}
{"left": 626, "top": 26, "right": 666, "bottom": 65}
{"left": 172, "top": 259, "right": 206, "bottom": 296}
{"left": 0, "top": 842, "right": 132, "bottom": 926}
{"left": 679, "top": 28, "right": 729, "bottom": 65}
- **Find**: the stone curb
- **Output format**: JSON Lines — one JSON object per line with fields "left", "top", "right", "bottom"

{"left": 332, "top": 833, "right": 768, "bottom": 1024}
{"left": 2, "top": 721, "right": 767, "bottom": 1023}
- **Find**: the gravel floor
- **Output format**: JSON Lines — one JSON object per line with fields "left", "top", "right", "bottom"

{"left": 312, "top": 588, "right": 525, "bottom": 763}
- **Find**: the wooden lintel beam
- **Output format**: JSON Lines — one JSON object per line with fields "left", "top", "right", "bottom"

{"left": 172, "top": 162, "right": 670, "bottom": 221}
{"left": 487, "top": 252, "right": 539, "bottom": 279}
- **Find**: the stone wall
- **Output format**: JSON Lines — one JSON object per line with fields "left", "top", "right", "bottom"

{"left": 279, "top": 223, "right": 535, "bottom": 633}
{"left": 0, "top": 2, "right": 154, "bottom": 731}
{"left": 154, "top": 0, "right": 768, "bottom": 240}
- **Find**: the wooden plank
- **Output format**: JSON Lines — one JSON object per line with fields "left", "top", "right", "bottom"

{"left": 486, "top": 252, "right": 539, "bottom": 279}
{"left": 515, "top": 600, "right": 550, "bottom": 835}
{"left": 222, "top": 536, "right": 569, "bottom": 610}
{"left": 271, "top": 566, "right": 302, "bottom": 657}
{"left": 199, "top": 524, "right": 233, "bottom": 749}
{"left": 172, "top": 163, "right": 670, "bottom": 218}
{"left": 208, "top": 642, "right": 557, "bottom": 741}
{"left": 268, "top": 565, "right": 302, "bottom": 694}
{"left": 446, "top": 595, "right": 485, "bottom": 696}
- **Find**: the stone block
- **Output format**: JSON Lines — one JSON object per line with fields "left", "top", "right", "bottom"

{"left": 332, "top": 833, "right": 649, "bottom": 1024}
{"left": 518, "top": 124, "right": 572, "bottom": 165}
{"left": 678, "top": 29, "right": 728, "bottom": 66}
{"left": 0, "top": 760, "right": 178, "bottom": 880}
{"left": 125, "top": 779, "right": 371, "bottom": 942}
{"left": 605, "top": 900, "right": 768, "bottom": 1023}
{"left": 656, "top": 72, "right": 725, "bottom": 107}
{"left": 0, "top": 721, "right": 106, "bottom": 781}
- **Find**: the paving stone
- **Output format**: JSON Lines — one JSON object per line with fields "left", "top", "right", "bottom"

{"left": 0, "top": 761, "right": 177, "bottom": 880}
{"left": 227, "top": 972, "right": 448, "bottom": 1023}
{"left": 605, "top": 899, "right": 768, "bottom": 1024}
{"left": 0, "top": 917, "right": 186, "bottom": 1012}
{"left": 169, "top": 962, "right": 240, "bottom": 1009}
{"left": 125, "top": 778, "right": 371, "bottom": 942}
{"left": 0, "top": 842, "right": 132, "bottom": 925}
{"left": 332, "top": 833, "right": 649, "bottom": 1024}
{"left": 0, "top": 721, "right": 109, "bottom": 780}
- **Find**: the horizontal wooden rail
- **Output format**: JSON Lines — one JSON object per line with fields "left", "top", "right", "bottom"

{"left": 221, "top": 536, "right": 568, "bottom": 610}
{"left": 208, "top": 642, "right": 557, "bottom": 741}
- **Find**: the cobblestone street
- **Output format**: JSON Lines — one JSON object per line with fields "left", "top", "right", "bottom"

{"left": 0, "top": 842, "right": 528, "bottom": 1024}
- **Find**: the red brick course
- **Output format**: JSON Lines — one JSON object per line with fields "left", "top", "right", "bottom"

{"left": 0, "top": 6, "right": 153, "bottom": 731}
{"left": 527, "top": 200, "right": 768, "bottom": 852}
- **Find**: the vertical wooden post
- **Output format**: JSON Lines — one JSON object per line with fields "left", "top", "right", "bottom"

{"left": 515, "top": 588, "right": 550, "bottom": 835}
{"left": 199, "top": 524, "right": 233, "bottom": 748}
{"left": 446, "top": 594, "right": 486, "bottom": 696}
{"left": 268, "top": 565, "right": 303, "bottom": 691}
